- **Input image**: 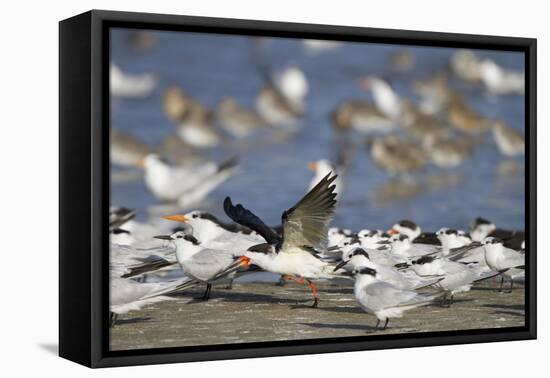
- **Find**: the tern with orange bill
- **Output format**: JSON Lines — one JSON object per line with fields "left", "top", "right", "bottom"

{"left": 138, "top": 154, "right": 238, "bottom": 208}
{"left": 217, "top": 173, "right": 342, "bottom": 308}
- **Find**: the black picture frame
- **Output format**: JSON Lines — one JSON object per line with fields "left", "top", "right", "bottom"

{"left": 59, "top": 9, "right": 537, "bottom": 368}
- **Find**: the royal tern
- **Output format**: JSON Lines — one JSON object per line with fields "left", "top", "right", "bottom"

{"left": 482, "top": 237, "right": 525, "bottom": 292}
{"left": 162, "top": 211, "right": 265, "bottom": 251}
{"left": 140, "top": 154, "right": 238, "bottom": 207}
{"left": 351, "top": 267, "right": 441, "bottom": 330}
{"left": 221, "top": 173, "right": 340, "bottom": 307}
{"left": 161, "top": 211, "right": 266, "bottom": 289}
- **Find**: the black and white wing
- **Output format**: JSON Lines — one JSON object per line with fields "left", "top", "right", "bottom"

{"left": 280, "top": 173, "right": 338, "bottom": 252}
{"left": 223, "top": 197, "right": 281, "bottom": 245}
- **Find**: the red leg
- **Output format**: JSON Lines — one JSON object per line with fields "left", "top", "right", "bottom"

{"left": 281, "top": 276, "right": 319, "bottom": 307}
{"left": 282, "top": 275, "right": 305, "bottom": 284}
{"left": 306, "top": 279, "right": 319, "bottom": 308}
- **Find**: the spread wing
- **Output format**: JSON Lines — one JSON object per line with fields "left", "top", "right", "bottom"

{"left": 224, "top": 197, "right": 281, "bottom": 245}
{"left": 280, "top": 173, "right": 338, "bottom": 252}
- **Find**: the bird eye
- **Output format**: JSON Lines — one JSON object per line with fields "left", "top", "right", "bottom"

{"left": 192, "top": 214, "right": 198, "bottom": 218}
{"left": 343, "top": 242, "right": 349, "bottom": 246}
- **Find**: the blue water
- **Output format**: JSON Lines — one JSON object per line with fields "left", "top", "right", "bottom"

{"left": 110, "top": 28, "right": 525, "bottom": 233}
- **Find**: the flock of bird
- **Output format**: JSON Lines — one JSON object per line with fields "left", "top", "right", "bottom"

{"left": 111, "top": 39, "right": 525, "bottom": 187}
{"left": 109, "top": 34, "right": 526, "bottom": 333}
{"left": 110, "top": 171, "right": 525, "bottom": 331}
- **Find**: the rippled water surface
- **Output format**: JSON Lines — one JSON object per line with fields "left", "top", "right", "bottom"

{"left": 110, "top": 28, "right": 525, "bottom": 233}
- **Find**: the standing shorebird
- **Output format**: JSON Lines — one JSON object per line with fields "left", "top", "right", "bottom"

{"left": 218, "top": 173, "right": 340, "bottom": 307}
{"left": 449, "top": 49, "right": 482, "bottom": 84}
{"left": 357, "top": 76, "right": 403, "bottom": 120}
{"left": 216, "top": 98, "right": 266, "bottom": 138}
{"left": 479, "top": 59, "right": 525, "bottom": 96}
{"left": 162, "top": 86, "right": 221, "bottom": 148}
{"left": 492, "top": 122, "right": 525, "bottom": 157}
{"left": 110, "top": 63, "right": 156, "bottom": 99}
{"left": 331, "top": 100, "right": 395, "bottom": 135}
{"left": 447, "top": 96, "right": 492, "bottom": 135}
{"left": 255, "top": 66, "right": 308, "bottom": 128}
{"left": 110, "top": 128, "right": 154, "bottom": 168}
{"left": 367, "top": 135, "right": 427, "bottom": 175}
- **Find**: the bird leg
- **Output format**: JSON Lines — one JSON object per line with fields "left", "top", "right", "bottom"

{"left": 276, "top": 275, "right": 288, "bottom": 286}
{"left": 498, "top": 276, "right": 505, "bottom": 292}
{"left": 508, "top": 279, "right": 514, "bottom": 293}
{"left": 110, "top": 312, "right": 118, "bottom": 328}
{"left": 282, "top": 275, "right": 305, "bottom": 284}
{"left": 200, "top": 283, "right": 212, "bottom": 301}
{"left": 440, "top": 293, "right": 450, "bottom": 308}
{"left": 382, "top": 318, "right": 389, "bottom": 330}
{"left": 375, "top": 319, "right": 380, "bottom": 329}
{"left": 282, "top": 276, "right": 319, "bottom": 307}
{"left": 306, "top": 279, "right": 319, "bottom": 308}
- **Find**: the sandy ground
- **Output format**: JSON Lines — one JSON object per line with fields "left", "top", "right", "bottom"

{"left": 110, "top": 278, "right": 525, "bottom": 351}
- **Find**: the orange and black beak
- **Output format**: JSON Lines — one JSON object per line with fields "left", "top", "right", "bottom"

{"left": 386, "top": 228, "right": 399, "bottom": 235}
{"left": 307, "top": 161, "right": 318, "bottom": 172}
{"left": 162, "top": 214, "right": 188, "bottom": 223}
